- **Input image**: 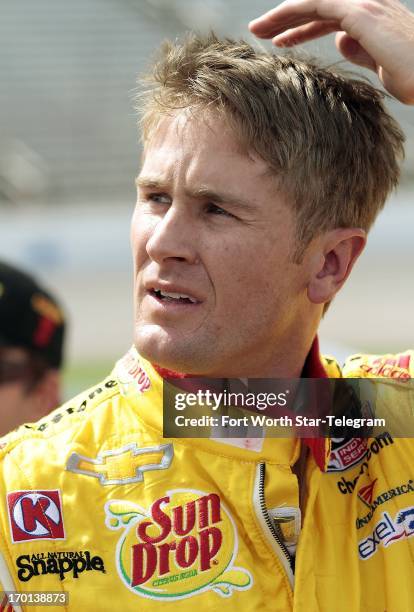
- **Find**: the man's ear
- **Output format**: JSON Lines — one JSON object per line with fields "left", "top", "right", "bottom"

{"left": 307, "top": 228, "right": 366, "bottom": 305}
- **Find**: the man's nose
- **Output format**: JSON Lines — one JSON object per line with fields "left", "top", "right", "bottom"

{"left": 146, "top": 206, "right": 199, "bottom": 265}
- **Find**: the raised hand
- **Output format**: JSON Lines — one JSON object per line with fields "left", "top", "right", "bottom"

{"left": 249, "top": 0, "right": 414, "bottom": 104}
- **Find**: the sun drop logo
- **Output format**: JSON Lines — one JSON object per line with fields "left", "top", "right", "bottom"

{"left": 105, "top": 489, "right": 252, "bottom": 601}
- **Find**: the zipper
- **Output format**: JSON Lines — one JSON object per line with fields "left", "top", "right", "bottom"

{"left": 253, "top": 462, "right": 294, "bottom": 588}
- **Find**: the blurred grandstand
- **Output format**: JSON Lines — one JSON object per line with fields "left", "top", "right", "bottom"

{"left": 1, "top": 0, "right": 413, "bottom": 395}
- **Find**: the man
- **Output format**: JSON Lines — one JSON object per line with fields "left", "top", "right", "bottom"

{"left": 0, "top": 261, "right": 65, "bottom": 436}
{"left": 0, "top": 0, "right": 413, "bottom": 610}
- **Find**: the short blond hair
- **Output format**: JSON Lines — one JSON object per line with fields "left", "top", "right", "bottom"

{"left": 137, "top": 33, "right": 404, "bottom": 259}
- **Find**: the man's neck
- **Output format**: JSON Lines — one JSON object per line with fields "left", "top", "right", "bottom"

{"left": 153, "top": 337, "right": 326, "bottom": 380}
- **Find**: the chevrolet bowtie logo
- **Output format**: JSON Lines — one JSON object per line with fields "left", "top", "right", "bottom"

{"left": 66, "top": 443, "right": 174, "bottom": 485}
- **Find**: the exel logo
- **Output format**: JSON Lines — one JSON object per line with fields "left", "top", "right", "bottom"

{"left": 358, "top": 506, "right": 414, "bottom": 560}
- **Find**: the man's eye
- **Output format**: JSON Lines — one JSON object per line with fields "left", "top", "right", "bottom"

{"left": 205, "top": 203, "right": 234, "bottom": 218}
{"left": 145, "top": 193, "right": 171, "bottom": 205}
{"left": 138, "top": 191, "right": 171, "bottom": 205}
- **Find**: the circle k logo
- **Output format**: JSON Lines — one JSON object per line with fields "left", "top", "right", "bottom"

{"left": 105, "top": 489, "right": 252, "bottom": 601}
{"left": 7, "top": 490, "right": 65, "bottom": 543}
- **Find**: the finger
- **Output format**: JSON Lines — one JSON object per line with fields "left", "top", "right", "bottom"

{"left": 249, "top": 0, "right": 346, "bottom": 39}
{"left": 272, "top": 20, "right": 340, "bottom": 47}
{"left": 335, "top": 32, "right": 377, "bottom": 72}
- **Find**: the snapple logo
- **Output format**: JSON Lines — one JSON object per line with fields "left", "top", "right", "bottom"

{"left": 105, "top": 490, "right": 252, "bottom": 601}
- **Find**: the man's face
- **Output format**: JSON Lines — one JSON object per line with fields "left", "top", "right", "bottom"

{"left": 0, "top": 381, "right": 32, "bottom": 436}
{"left": 0, "top": 348, "right": 60, "bottom": 436}
{"left": 131, "top": 112, "right": 314, "bottom": 377}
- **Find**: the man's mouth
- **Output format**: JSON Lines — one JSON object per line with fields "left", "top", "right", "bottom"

{"left": 150, "top": 289, "right": 199, "bottom": 304}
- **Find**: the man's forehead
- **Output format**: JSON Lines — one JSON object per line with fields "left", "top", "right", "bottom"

{"left": 140, "top": 111, "right": 272, "bottom": 184}
{"left": 0, "top": 346, "right": 30, "bottom": 363}
{"left": 146, "top": 110, "right": 269, "bottom": 160}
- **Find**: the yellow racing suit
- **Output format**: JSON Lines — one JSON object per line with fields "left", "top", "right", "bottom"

{"left": 0, "top": 346, "right": 413, "bottom": 611}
